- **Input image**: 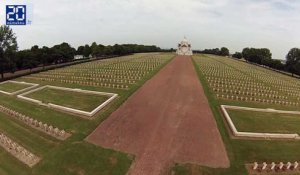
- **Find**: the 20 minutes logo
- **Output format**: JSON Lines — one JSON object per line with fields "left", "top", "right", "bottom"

{"left": 6, "top": 5, "right": 27, "bottom": 25}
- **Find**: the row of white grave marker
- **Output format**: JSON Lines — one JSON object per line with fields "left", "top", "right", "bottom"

{"left": 33, "top": 73, "right": 142, "bottom": 81}
{"left": 253, "top": 161, "right": 299, "bottom": 171}
{"left": 217, "top": 94, "right": 299, "bottom": 106}
{"left": 30, "top": 74, "right": 138, "bottom": 84}
{"left": 0, "top": 105, "right": 69, "bottom": 140}
{"left": 21, "top": 54, "right": 172, "bottom": 90}
{"left": 194, "top": 55, "right": 300, "bottom": 106}
{"left": 49, "top": 69, "right": 149, "bottom": 76}
{"left": 214, "top": 55, "right": 299, "bottom": 89}
{"left": 207, "top": 78, "right": 272, "bottom": 90}
{"left": 0, "top": 132, "right": 40, "bottom": 167}
{"left": 213, "top": 88, "right": 286, "bottom": 100}
{"left": 208, "top": 79, "right": 266, "bottom": 86}
{"left": 23, "top": 77, "right": 130, "bottom": 90}
{"left": 212, "top": 86, "right": 276, "bottom": 94}
{"left": 211, "top": 83, "right": 272, "bottom": 91}
{"left": 53, "top": 55, "right": 165, "bottom": 72}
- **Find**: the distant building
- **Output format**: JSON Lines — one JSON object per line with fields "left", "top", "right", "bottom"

{"left": 74, "top": 54, "right": 92, "bottom": 60}
{"left": 74, "top": 55, "right": 84, "bottom": 60}
{"left": 176, "top": 37, "right": 193, "bottom": 56}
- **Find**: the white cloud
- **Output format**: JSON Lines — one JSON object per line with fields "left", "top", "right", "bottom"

{"left": 0, "top": 0, "right": 299, "bottom": 59}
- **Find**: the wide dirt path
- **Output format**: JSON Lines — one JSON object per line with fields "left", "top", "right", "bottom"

{"left": 86, "top": 56, "right": 229, "bottom": 175}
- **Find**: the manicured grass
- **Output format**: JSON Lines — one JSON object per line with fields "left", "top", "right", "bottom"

{"left": 0, "top": 53, "right": 174, "bottom": 175}
{"left": 228, "top": 109, "right": 300, "bottom": 134}
{"left": 171, "top": 54, "right": 300, "bottom": 175}
{"left": 33, "top": 142, "right": 134, "bottom": 175}
{"left": 25, "top": 87, "right": 110, "bottom": 111}
{"left": 172, "top": 163, "right": 229, "bottom": 175}
{"left": 0, "top": 82, "right": 31, "bottom": 93}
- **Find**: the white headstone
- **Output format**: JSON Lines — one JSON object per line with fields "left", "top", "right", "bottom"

{"left": 279, "top": 162, "right": 284, "bottom": 170}
{"left": 287, "top": 162, "right": 291, "bottom": 170}
{"left": 294, "top": 161, "right": 299, "bottom": 169}
{"left": 262, "top": 162, "right": 267, "bottom": 170}
{"left": 253, "top": 162, "right": 258, "bottom": 170}
{"left": 271, "top": 162, "right": 276, "bottom": 170}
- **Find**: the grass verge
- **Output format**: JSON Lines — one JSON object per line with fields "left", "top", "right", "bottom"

{"left": 0, "top": 82, "right": 31, "bottom": 93}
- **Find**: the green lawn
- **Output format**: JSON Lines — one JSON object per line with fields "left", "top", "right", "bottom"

{"left": 172, "top": 54, "right": 300, "bottom": 175}
{"left": 0, "top": 81, "right": 32, "bottom": 93}
{"left": 0, "top": 53, "right": 174, "bottom": 175}
{"left": 33, "top": 142, "right": 134, "bottom": 175}
{"left": 229, "top": 110, "right": 300, "bottom": 134}
{"left": 25, "top": 87, "right": 110, "bottom": 111}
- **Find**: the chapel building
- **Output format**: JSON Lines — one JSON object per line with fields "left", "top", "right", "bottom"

{"left": 176, "top": 37, "right": 193, "bottom": 56}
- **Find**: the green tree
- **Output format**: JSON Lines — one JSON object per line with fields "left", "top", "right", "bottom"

{"left": 232, "top": 52, "right": 243, "bottom": 59}
{"left": 0, "top": 25, "right": 18, "bottom": 79}
{"left": 76, "top": 46, "right": 85, "bottom": 55}
{"left": 90, "top": 42, "right": 98, "bottom": 56}
{"left": 286, "top": 48, "right": 300, "bottom": 76}
{"left": 242, "top": 48, "right": 271, "bottom": 64}
{"left": 103, "top": 45, "right": 114, "bottom": 55}
{"left": 220, "top": 47, "right": 229, "bottom": 56}
{"left": 52, "top": 42, "right": 75, "bottom": 62}
{"left": 201, "top": 48, "right": 220, "bottom": 55}
{"left": 82, "top": 44, "right": 91, "bottom": 57}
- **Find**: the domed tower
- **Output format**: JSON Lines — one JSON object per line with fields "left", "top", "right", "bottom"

{"left": 176, "top": 37, "right": 193, "bottom": 56}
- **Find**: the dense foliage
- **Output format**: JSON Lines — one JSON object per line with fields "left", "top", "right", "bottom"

{"left": 76, "top": 42, "right": 161, "bottom": 57}
{"left": 241, "top": 48, "right": 285, "bottom": 71}
{"left": 195, "top": 47, "right": 230, "bottom": 56}
{"left": 286, "top": 48, "right": 300, "bottom": 75}
{"left": 232, "top": 52, "right": 243, "bottom": 59}
{"left": 0, "top": 25, "right": 18, "bottom": 78}
{"left": 242, "top": 48, "right": 272, "bottom": 64}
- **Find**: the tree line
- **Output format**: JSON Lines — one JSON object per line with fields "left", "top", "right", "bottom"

{"left": 1, "top": 25, "right": 300, "bottom": 78}
{"left": 195, "top": 46, "right": 300, "bottom": 76}
{"left": 194, "top": 47, "right": 230, "bottom": 56}
{"left": 0, "top": 25, "right": 161, "bottom": 78}
{"left": 232, "top": 48, "right": 300, "bottom": 76}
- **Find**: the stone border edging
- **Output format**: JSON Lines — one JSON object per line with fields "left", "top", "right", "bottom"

{"left": 221, "top": 105, "right": 300, "bottom": 140}
{"left": 0, "top": 105, "right": 71, "bottom": 140}
{"left": 17, "top": 85, "right": 118, "bottom": 118}
{"left": 0, "top": 81, "right": 39, "bottom": 95}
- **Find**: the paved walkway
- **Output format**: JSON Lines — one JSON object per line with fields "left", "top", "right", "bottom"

{"left": 87, "top": 55, "right": 229, "bottom": 175}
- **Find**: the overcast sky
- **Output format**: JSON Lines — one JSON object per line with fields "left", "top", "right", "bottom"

{"left": 1, "top": 0, "right": 300, "bottom": 59}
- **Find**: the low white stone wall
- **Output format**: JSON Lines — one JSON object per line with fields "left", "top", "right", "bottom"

{"left": 0, "top": 105, "right": 71, "bottom": 140}
{"left": 221, "top": 105, "right": 300, "bottom": 140}
{"left": 0, "top": 81, "right": 39, "bottom": 95}
{"left": 17, "top": 85, "right": 118, "bottom": 118}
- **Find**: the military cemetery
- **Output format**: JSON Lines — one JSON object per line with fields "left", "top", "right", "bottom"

{"left": 0, "top": 31, "right": 299, "bottom": 175}
{"left": 1, "top": 1, "right": 300, "bottom": 175}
